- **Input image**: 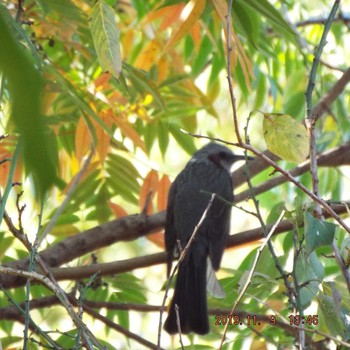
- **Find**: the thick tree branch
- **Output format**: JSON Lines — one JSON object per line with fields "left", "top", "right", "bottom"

{"left": 1, "top": 202, "right": 349, "bottom": 289}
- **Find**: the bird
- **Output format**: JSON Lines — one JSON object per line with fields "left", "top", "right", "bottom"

{"left": 163, "top": 142, "right": 251, "bottom": 335}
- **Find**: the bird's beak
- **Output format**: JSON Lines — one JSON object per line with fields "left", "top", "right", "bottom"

{"left": 233, "top": 154, "right": 254, "bottom": 161}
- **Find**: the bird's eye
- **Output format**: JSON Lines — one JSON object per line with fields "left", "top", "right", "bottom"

{"left": 218, "top": 151, "right": 226, "bottom": 158}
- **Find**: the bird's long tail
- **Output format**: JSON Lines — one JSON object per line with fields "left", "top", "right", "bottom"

{"left": 164, "top": 256, "right": 209, "bottom": 335}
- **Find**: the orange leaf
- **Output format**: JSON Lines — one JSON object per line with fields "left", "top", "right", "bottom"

{"left": 94, "top": 72, "right": 111, "bottom": 91}
{"left": 95, "top": 113, "right": 112, "bottom": 163}
{"left": 121, "top": 30, "right": 134, "bottom": 59}
{"left": 135, "top": 39, "right": 161, "bottom": 71}
{"left": 164, "top": 0, "right": 206, "bottom": 52}
{"left": 75, "top": 116, "right": 92, "bottom": 162}
{"left": 139, "top": 170, "right": 159, "bottom": 214}
{"left": 147, "top": 230, "right": 165, "bottom": 249}
{"left": 110, "top": 112, "right": 146, "bottom": 152}
{"left": 190, "top": 22, "right": 202, "bottom": 51}
{"left": 157, "top": 174, "right": 171, "bottom": 212}
{"left": 157, "top": 54, "right": 169, "bottom": 83}
{"left": 143, "top": 4, "right": 184, "bottom": 31}
{"left": 109, "top": 201, "right": 128, "bottom": 218}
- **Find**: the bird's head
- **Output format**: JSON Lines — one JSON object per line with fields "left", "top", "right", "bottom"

{"left": 190, "top": 142, "right": 253, "bottom": 173}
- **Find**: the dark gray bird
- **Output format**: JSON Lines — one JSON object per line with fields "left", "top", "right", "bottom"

{"left": 164, "top": 142, "right": 251, "bottom": 335}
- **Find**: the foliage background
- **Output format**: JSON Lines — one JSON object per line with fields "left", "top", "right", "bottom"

{"left": 1, "top": 0, "right": 350, "bottom": 349}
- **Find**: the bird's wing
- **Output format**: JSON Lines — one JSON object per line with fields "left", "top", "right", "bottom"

{"left": 164, "top": 176, "right": 180, "bottom": 275}
{"left": 206, "top": 257, "right": 226, "bottom": 298}
{"left": 207, "top": 172, "right": 233, "bottom": 270}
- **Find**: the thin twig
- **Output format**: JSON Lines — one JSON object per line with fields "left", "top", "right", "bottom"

{"left": 219, "top": 210, "right": 285, "bottom": 349}
{"left": 188, "top": 133, "right": 350, "bottom": 234}
{"left": 0, "top": 141, "right": 21, "bottom": 227}
{"left": 226, "top": 0, "right": 242, "bottom": 145}
{"left": 0, "top": 285, "right": 61, "bottom": 349}
{"left": 84, "top": 305, "right": 162, "bottom": 350}
{"left": 305, "top": 0, "right": 340, "bottom": 219}
{"left": 0, "top": 264, "right": 105, "bottom": 350}
{"left": 37, "top": 148, "right": 94, "bottom": 246}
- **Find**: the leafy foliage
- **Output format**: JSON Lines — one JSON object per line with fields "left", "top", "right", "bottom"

{"left": 1, "top": 0, "right": 350, "bottom": 349}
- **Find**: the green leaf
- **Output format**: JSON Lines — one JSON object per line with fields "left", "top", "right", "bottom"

{"left": 243, "top": 0, "right": 297, "bottom": 43}
{"left": 232, "top": 0, "right": 260, "bottom": 47}
{"left": 86, "top": 182, "right": 113, "bottom": 223}
{"left": 89, "top": 0, "right": 122, "bottom": 78}
{"left": 295, "top": 250, "right": 324, "bottom": 307}
{"left": 192, "top": 35, "right": 212, "bottom": 76}
{"left": 109, "top": 273, "right": 147, "bottom": 304}
{"left": 123, "top": 63, "right": 166, "bottom": 110}
{"left": 106, "top": 154, "right": 141, "bottom": 204}
{"left": 36, "top": 0, "right": 83, "bottom": 21}
{"left": 282, "top": 70, "right": 307, "bottom": 120}
{"left": 0, "top": 9, "right": 58, "bottom": 198}
{"left": 317, "top": 291, "right": 347, "bottom": 338}
{"left": 158, "top": 121, "right": 169, "bottom": 157}
{"left": 169, "top": 125, "right": 197, "bottom": 155}
{"left": 304, "top": 212, "right": 337, "bottom": 255}
{"left": 263, "top": 112, "right": 309, "bottom": 163}
{"left": 340, "top": 236, "right": 350, "bottom": 267}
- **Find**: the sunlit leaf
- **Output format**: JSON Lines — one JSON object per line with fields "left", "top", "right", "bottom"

{"left": 139, "top": 170, "right": 159, "bottom": 214}
{"left": 243, "top": 0, "right": 297, "bottom": 43}
{"left": 135, "top": 39, "right": 161, "bottom": 71}
{"left": 89, "top": 0, "right": 122, "bottom": 78}
{"left": 165, "top": 0, "right": 206, "bottom": 51}
{"left": 123, "top": 63, "right": 166, "bottom": 110}
{"left": 144, "top": 3, "right": 184, "bottom": 31}
{"left": 75, "top": 116, "right": 92, "bottom": 162}
{"left": 157, "top": 174, "right": 171, "bottom": 212}
{"left": 263, "top": 112, "right": 309, "bottom": 163}
{"left": 110, "top": 112, "right": 146, "bottom": 152}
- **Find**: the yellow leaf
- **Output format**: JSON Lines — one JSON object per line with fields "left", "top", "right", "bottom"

{"left": 164, "top": 0, "right": 206, "bottom": 51}
{"left": 263, "top": 113, "right": 309, "bottom": 163}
